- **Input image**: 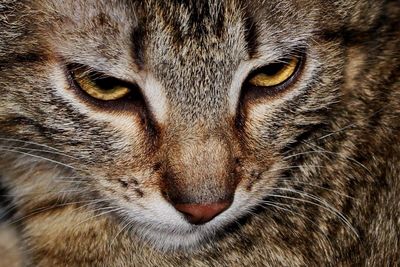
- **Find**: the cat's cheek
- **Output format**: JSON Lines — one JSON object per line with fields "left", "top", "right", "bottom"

{"left": 238, "top": 53, "right": 321, "bottom": 149}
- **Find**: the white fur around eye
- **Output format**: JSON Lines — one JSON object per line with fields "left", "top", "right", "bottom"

{"left": 142, "top": 74, "right": 169, "bottom": 124}
{"left": 229, "top": 47, "right": 319, "bottom": 116}
{"left": 228, "top": 61, "right": 254, "bottom": 114}
{"left": 50, "top": 65, "right": 143, "bottom": 136}
{"left": 247, "top": 56, "right": 318, "bottom": 120}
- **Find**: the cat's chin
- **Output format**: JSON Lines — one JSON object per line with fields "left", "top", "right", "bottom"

{"left": 122, "top": 210, "right": 233, "bottom": 252}
{"left": 134, "top": 224, "right": 216, "bottom": 252}
{"left": 118, "top": 191, "right": 258, "bottom": 252}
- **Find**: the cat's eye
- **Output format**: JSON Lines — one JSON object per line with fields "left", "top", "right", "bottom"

{"left": 70, "top": 67, "right": 131, "bottom": 101}
{"left": 248, "top": 57, "right": 299, "bottom": 87}
{"left": 245, "top": 55, "right": 303, "bottom": 96}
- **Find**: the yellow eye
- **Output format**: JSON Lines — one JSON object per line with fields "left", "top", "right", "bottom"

{"left": 71, "top": 68, "right": 130, "bottom": 101}
{"left": 248, "top": 57, "right": 299, "bottom": 87}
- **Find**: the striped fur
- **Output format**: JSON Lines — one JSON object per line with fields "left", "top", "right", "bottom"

{"left": 0, "top": 0, "right": 399, "bottom": 266}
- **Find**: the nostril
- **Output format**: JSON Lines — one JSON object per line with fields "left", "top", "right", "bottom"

{"left": 174, "top": 201, "right": 231, "bottom": 225}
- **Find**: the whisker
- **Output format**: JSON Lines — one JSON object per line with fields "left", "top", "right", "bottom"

{"left": 109, "top": 220, "right": 133, "bottom": 248}
{"left": 8, "top": 197, "right": 113, "bottom": 226}
{"left": 266, "top": 164, "right": 326, "bottom": 173}
{"left": 0, "top": 145, "right": 79, "bottom": 160}
{"left": 0, "top": 147, "right": 79, "bottom": 170}
{"left": 0, "top": 137, "right": 64, "bottom": 152}
{"left": 301, "top": 141, "right": 372, "bottom": 175}
{"left": 1, "top": 190, "right": 87, "bottom": 198}
{"left": 283, "top": 149, "right": 372, "bottom": 176}
{"left": 317, "top": 124, "right": 356, "bottom": 141}
{"left": 273, "top": 177, "right": 355, "bottom": 199}
{"left": 265, "top": 190, "right": 358, "bottom": 238}
{"left": 71, "top": 207, "right": 124, "bottom": 229}
{"left": 258, "top": 200, "right": 334, "bottom": 247}
{"left": 315, "top": 106, "right": 387, "bottom": 142}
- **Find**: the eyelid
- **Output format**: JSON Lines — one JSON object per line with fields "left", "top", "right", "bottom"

{"left": 70, "top": 66, "right": 130, "bottom": 101}
{"left": 66, "top": 63, "right": 146, "bottom": 111}
{"left": 75, "top": 74, "right": 131, "bottom": 101}
{"left": 248, "top": 57, "right": 299, "bottom": 87}
{"left": 241, "top": 51, "right": 306, "bottom": 99}
{"left": 67, "top": 63, "right": 136, "bottom": 86}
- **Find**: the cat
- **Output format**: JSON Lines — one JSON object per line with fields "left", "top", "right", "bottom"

{"left": 0, "top": 0, "right": 399, "bottom": 266}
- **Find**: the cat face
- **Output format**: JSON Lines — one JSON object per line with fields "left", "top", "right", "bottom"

{"left": 1, "top": 0, "right": 360, "bottom": 251}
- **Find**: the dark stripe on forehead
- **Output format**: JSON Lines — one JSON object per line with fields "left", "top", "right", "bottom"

{"left": 0, "top": 52, "right": 46, "bottom": 67}
{"left": 168, "top": 0, "right": 218, "bottom": 21}
{"left": 182, "top": 1, "right": 212, "bottom": 22}
{"left": 183, "top": 0, "right": 225, "bottom": 37}
{"left": 242, "top": 10, "right": 259, "bottom": 59}
{"left": 156, "top": 0, "right": 226, "bottom": 39}
{"left": 130, "top": 3, "right": 147, "bottom": 69}
{"left": 131, "top": 24, "right": 147, "bottom": 69}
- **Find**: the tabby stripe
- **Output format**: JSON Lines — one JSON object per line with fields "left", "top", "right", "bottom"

{"left": 1, "top": 116, "right": 62, "bottom": 136}
{"left": 242, "top": 11, "right": 259, "bottom": 59}
{"left": 0, "top": 52, "right": 45, "bottom": 65}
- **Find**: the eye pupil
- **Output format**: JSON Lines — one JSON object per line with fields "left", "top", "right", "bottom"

{"left": 261, "top": 62, "right": 286, "bottom": 76}
{"left": 94, "top": 76, "right": 120, "bottom": 91}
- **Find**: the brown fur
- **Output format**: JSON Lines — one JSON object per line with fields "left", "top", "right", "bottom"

{"left": 0, "top": 0, "right": 399, "bottom": 266}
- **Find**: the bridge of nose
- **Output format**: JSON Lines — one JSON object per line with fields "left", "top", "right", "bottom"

{"left": 163, "top": 134, "right": 238, "bottom": 205}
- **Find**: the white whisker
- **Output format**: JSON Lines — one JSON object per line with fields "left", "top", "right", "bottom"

{"left": 0, "top": 147, "right": 78, "bottom": 170}
{"left": 264, "top": 190, "right": 359, "bottom": 238}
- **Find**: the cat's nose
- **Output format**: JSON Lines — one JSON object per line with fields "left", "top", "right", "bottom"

{"left": 174, "top": 201, "right": 231, "bottom": 225}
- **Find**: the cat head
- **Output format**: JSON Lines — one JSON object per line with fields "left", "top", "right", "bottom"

{"left": 0, "top": 0, "right": 381, "bottom": 251}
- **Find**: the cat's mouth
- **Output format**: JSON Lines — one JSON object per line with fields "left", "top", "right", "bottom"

{"left": 114, "top": 190, "right": 256, "bottom": 251}
{"left": 95, "top": 160, "right": 283, "bottom": 251}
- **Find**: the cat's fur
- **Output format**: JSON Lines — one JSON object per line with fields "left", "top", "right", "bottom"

{"left": 0, "top": 0, "right": 399, "bottom": 266}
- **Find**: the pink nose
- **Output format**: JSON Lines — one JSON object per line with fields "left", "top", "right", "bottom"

{"left": 174, "top": 201, "right": 231, "bottom": 225}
